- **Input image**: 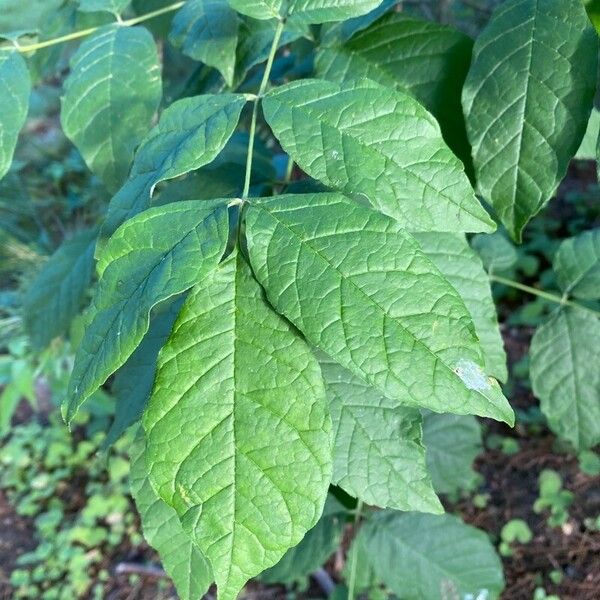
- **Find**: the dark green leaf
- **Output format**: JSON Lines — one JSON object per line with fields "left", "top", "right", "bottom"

{"left": 554, "top": 229, "right": 600, "bottom": 300}
{"left": 462, "top": 0, "right": 598, "bottom": 241}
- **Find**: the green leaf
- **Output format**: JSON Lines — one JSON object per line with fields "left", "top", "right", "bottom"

{"left": 530, "top": 308, "right": 600, "bottom": 450}
{"left": 100, "top": 93, "right": 247, "bottom": 242}
{"left": 65, "top": 200, "right": 230, "bottom": 423}
{"left": 246, "top": 193, "right": 513, "bottom": 424}
{"left": 169, "top": 0, "right": 239, "bottom": 87}
{"left": 422, "top": 412, "right": 482, "bottom": 495}
{"left": 143, "top": 250, "right": 332, "bottom": 600}
{"left": 471, "top": 232, "right": 518, "bottom": 273}
{"left": 361, "top": 511, "right": 505, "bottom": 599}
{"left": 130, "top": 435, "right": 212, "bottom": 600}
{"left": 23, "top": 228, "right": 97, "bottom": 350}
{"left": 61, "top": 26, "right": 161, "bottom": 192}
{"left": 320, "top": 356, "right": 442, "bottom": 513}
{"left": 576, "top": 108, "right": 600, "bottom": 160}
{"left": 0, "top": 51, "right": 30, "bottom": 181}
{"left": 227, "top": 0, "right": 384, "bottom": 24}
{"left": 78, "top": 0, "right": 130, "bottom": 14}
{"left": 320, "top": 0, "right": 395, "bottom": 44}
{"left": 554, "top": 229, "right": 600, "bottom": 300}
{"left": 261, "top": 495, "right": 346, "bottom": 585}
{"left": 415, "top": 232, "right": 507, "bottom": 382}
{"left": 103, "top": 298, "right": 184, "bottom": 449}
{"left": 462, "top": 0, "right": 598, "bottom": 241}
{"left": 263, "top": 79, "right": 493, "bottom": 233}
{"left": 316, "top": 13, "right": 474, "bottom": 171}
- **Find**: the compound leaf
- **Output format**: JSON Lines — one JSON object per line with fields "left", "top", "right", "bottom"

{"left": 320, "top": 356, "right": 442, "bottom": 513}
{"left": 316, "top": 12, "right": 474, "bottom": 169}
{"left": 530, "top": 308, "right": 600, "bottom": 450}
{"left": 422, "top": 412, "right": 483, "bottom": 496}
{"left": 554, "top": 229, "right": 600, "bottom": 300}
{"left": 143, "top": 251, "right": 332, "bottom": 600}
{"left": 361, "top": 511, "right": 505, "bottom": 599}
{"left": 130, "top": 436, "right": 213, "bottom": 600}
{"left": 227, "top": 0, "right": 384, "bottom": 24}
{"left": 100, "top": 93, "right": 246, "bottom": 242}
{"left": 103, "top": 298, "right": 184, "bottom": 449}
{"left": 415, "top": 232, "right": 507, "bottom": 382}
{"left": 65, "top": 200, "right": 230, "bottom": 423}
{"left": 246, "top": 193, "right": 513, "bottom": 424}
{"left": 462, "top": 0, "right": 598, "bottom": 241}
{"left": 0, "top": 51, "right": 30, "bottom": 181}
{"left": 169, "top": 0, "right": 239, "bottom": 87}
{"left": 23, "top": 228, "right": 97, "bottom": 350}
{"left": 61, "top": 25, "right": 162, "bottom": 192}
{"left": 263, "top": 79, "right": 493, "bottom": 233}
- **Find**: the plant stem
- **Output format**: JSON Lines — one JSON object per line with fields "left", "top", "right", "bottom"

{"left": 241, "top": 18, "right": 285, "bottom": 199}
{"left": 489, "top": 274, "right": 600, "bottom": 317}
{"left": 3, "top": 1, "right": 185, "bottom": 54}
{"left": 347, "top": 499, "right": 364, "bottom": 600}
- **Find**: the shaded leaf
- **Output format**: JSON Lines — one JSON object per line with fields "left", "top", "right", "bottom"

{"left": 462, "top": 0, "right": 598, "bottom": 241}
{"left": 130, "top": 435, "right": 212, "bottom": 600}
{"left": 554, "top": 228, "right": 600, "bottom": 300}
{"left": 78, "top": 0, "right": 130, "bottom": 14}
{"left": 65, "top": 200, "right": 230, "bottom": 422}
{"left": 361, "top": 511, "right": 505, "bottom": 599}
{"left": 61, "top": 26, "right": 161, "bottom": 192}
{"left": 0, "top": 51, "right": 31, "bottom": 181}
{"left": 472, "top": 232, "right": 518, "bottom": 273}
{"left": 576, "top": 108, "right": 600, "bottom": 160}
{"left": 246, "top": 193, "right": 513, "bottom": 424}
{"left": 423, "top": 412, "right": 482, "bottom": 495}
{"left": 263, "top": 79, "right": 493, "bottom": 232}
{"left": 143, "top": 251, "right": 332, "bottom": 600}
{"left": 23, "top": 228, "right": 97, "bottom": 350}
{"left": 530, "top": 308, "right": 600, "bottom": 450}
{"left": 169, "top": 0, "right": 239, "bottom": 87}
{"left": 320, "top": 356, "right": 442, "bottom": 513}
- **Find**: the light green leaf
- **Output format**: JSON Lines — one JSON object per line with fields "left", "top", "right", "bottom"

{"left": 169, "top": 0, "right": 239, "bottom": 87}
{"left": 246, "top": 193, "right": 513, "bottom": 424}
{"left": 320, "top": 0, "right": 395, "bottom": 44}
{"left": 361, "top": 511, "right": 505, "bottom": 599}
{"left": 143, "top": 251, "right": 332, "bottom": 600}
{"left": 576, "top": 108, "right": 600, "bottom": 160}
{"left": 100, "top": 93, "right": 247, "bottom": 242}
{"left": 103, "top": 298, "right": 184, "bottom": 449}
{"left": 530, "top": 308, "right": 600, "bottom": 450}
{"left": 415, "top": 232, "right": 507, "bottom": 382}
{"left": 23, "top": 228, "right": 97, "bottom": 350}
{"left": 227, "top": 0, "right": 384, "bottom": 24}
{"left": 61, "top": 26, "right": 161, "bottom": 192}
{"left": 462, "top": 0, "right": 598, "bottom": 241}
{"left": 0, "top": 51, "right": 30, "bottom": 181}
{"left": 78, "top": 0, "right": 130, "bottom": 14}
{"left": 65, "top": 200, "right": 230, "bottom": 423}
{"left": 316, "top": 12, "right": 474, "bottom": 170}
{"left": 130, "top": 435, "right": 212, "bottom": 600}
{"left": 263, "top": 79, "right": 493, "bottom": 233}
{"left": 262, "top": 496, "right": 346, "bottom": 585}
{"left": 423, "top": 412, "right": 482, "bottom": 496}
{"left": 320, "top": 356, "right": 442, "bottom": 513}
{"left": 554, "top": 229, "right": 600, "bottom": 300}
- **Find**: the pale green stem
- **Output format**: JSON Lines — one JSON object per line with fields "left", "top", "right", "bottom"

{"left": 3, "top": 1, "right": 185, "bottom": 53}
{"left": 489, "top": 274, "right": 600, "bottom": 318}
{"left": 347, "top": 499, "right": 364, "bottom": 600}
{"left": 242, "top": 18, "right": 285, "bottom": 199}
